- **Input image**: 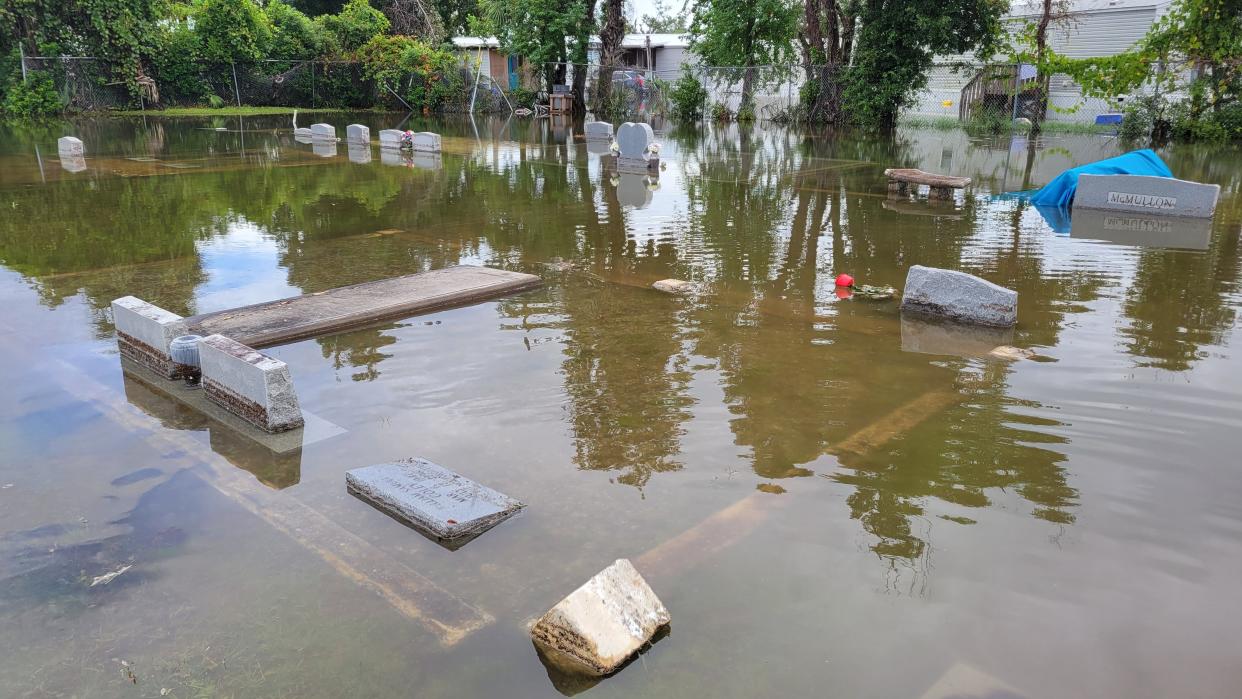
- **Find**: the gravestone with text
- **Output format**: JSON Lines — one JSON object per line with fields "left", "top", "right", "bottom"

{"left": 346, "top": 457, "right": 524, "bottom": 545}
{"left": 585, "top": 121, "right": 614, "bottom": 142}
{"left": 615, "top": 122, "right": 657, "bottom": 175}
{"left": 346, "top": 124, "right": 370, "bottom": 145}
{"left": 1075, "top": 174, "right": 1219, "bottom": 219}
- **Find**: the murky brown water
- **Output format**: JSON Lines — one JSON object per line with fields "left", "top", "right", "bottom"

{"left": 1, "top": 113, "right": 1241, "bottom": 698}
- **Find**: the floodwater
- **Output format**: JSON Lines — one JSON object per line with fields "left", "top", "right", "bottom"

{"left": 1, "top": 113, "right": 1240, "bottom": 698}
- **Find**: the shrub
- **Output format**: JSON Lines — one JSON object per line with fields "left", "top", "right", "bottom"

{"left": 668, "top": 66, "right": 707, "bottom": 122}
{"left": 357, "top": 35, "right": 462, "bottom": 112}
{"left": 510, "top": 86, "right": 536, "bottom": 107}
{"left": 319, "top": 0, "right": 390, "bottom": 55}
{"left": 710, "top": 101, "right": 733, "bottom": 121}
{"left": 266, "top": 0, "right": 323, "bottom": 60}
{"left": 198, "top": 0, "right": 272, "bottom": 64}
{"left": 150, "top": 23, "right": 210, "bottom": 105}
{"left": 3, "top": 73, "right": 63, "bottom": 118}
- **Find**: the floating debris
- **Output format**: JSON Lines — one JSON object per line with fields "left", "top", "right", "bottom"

{"left": 91, "top": 564, "right": 133, "bottom": 587}
{"left": 652, "top": 279, "right": 693, "bottom": 295}
{"left": 852, "top": 284, "right": 897, "bottom": 300}
{"left": 756, "top": 483, "right": 787, "bottom": 494}
{"left": 989, "top": 345, "right": 1036, "bottom": 361}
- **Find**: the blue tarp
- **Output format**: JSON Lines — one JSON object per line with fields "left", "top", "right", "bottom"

{"left": 1029, "top": 149, "right": 1173, "bottom": 208}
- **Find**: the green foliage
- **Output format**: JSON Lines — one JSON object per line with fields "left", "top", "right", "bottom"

{"left": 266, "top": 0, "right": 323, "bottom": 59}
{"left": 436, "top": 0, "right": 481, "bottom": 36}
{"left": 710, "top": 101, "right": 733, "bottom": 121}
{"left": 150, "top": 22, "right": 209, "bottom": 104}
{"left": 207, "top": 94, "right": 226, "bottom": 108}
{"left": 510, "top": 86, "right": 536, "bottom": 107}
{"left": 843, "top": 0, "right": 1007, "bottom": 128}
{"left": 318, "top": 0, "right": 390, "bottom": 55}
{"left": 198, "top": 0, "right": 272, "bottom": 64}
{"left": 963, "top": 104, "right": 1009, "bottom": 136}
{"left": 2, "top": 72, "right": 63, "bottom": 118}
{"left": 478, "top": 0, "right": 592, "bottom": 91}
{"left": 357, "top": 35, "right": 462, "bottom": 111}
{"left": 688, "top": 0, "right": 799, "bottom": 111}
{"left": 668, "top": 66, "right": 708, "bottom": 122}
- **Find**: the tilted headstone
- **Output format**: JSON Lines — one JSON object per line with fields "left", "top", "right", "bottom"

{"left": 111, "top": 296, "right": 189, "bottom": 378}
{"left": 346, "top": 457, "right": 524, "bottom": 545}
{"left": 346, "top": 123, "right": 370, "bottom": 145}
{"left": 347, "top": 142, "right": 372, "bottom": 165}
{"left": 198, "top": 334, "right": 303, "bottom": 433}
{"left": 57, "top": 136, "right": 84, "bottom": 156}
{"left": 310, "top": 123, "right": 336, "bottom": 140}
{"left": 584, "top": 121, "right": 614, "bottom": 142}
{"left": 379, "top": 129, "right": 405, "bottom": 148}
{"left": 531, "top": 559, "right": 670, "bottom": 677}
{"left": 1075, "top": 174, "right": 1219, "bottom": 219}
{"left": 412, "top": 132, "right": 441, "bottom": 153}
{"left": 900, "top": 265, "right": 1017, "bottom": 327}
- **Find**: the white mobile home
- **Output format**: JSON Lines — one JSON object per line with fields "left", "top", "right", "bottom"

{"left": 910, "top": 0, "right": 1175, "bottom": 122}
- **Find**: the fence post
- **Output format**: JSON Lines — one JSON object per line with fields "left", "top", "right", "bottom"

{"left": 231, "top": 61, "right": 242, "bottom": 108}
{"left": 19, "top": 44, "right": 27, "bottom": 84}
{"left": 1011, "top": 63, "right": 1021, "bottom": 124}
{"left": 311, "top": 62, "right": 316, "bottom": 107}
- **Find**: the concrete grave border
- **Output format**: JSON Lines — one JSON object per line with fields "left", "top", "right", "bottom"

{"left": 198, "top": 334, "right": 304, "bottom": 433}
{"left": 111, "top": 296, "right": 189, "bottom": 378}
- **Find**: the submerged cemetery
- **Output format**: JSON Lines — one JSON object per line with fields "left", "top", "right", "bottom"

{"left": 1, "top": 109, "right": 1239, "bottom": 698}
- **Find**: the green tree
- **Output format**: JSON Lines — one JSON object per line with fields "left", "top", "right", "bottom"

{"left": 1144, "top": 0, "right": 1240, "bottom": 117}
{"left": 318, "top": 0, "right": 391, "bottom": 55}
{"left": 843, "top": 0, "right": 1006, "bottom": 127}
{"left": 799, "top": 0, "right": 857, "bottom": 122}
{"left": 478, "top": 0, "right": 592, "bottom": 93}
{"left": 266, "top": 0, "right": 323, "bottom": 59}
{"left": 639, "top": 0, "right": 689, "bottom": 32}
{"left": 687, "top": 0, "right": 800, "bottom": 115}
{"left": 198, "top": 0, "right": 272, "bottom": 64}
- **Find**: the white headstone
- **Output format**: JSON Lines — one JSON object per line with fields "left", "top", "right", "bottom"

{"left": 346, "top": 457, "right": 524, "bottom": 545}
{"left": 198, "top": 334, "right": 303, "bottom": 433}
{"left": 57, "top": 136, "right": 84, "bottom": 156}
{"left": 1075, "top": 174, "right": 1219, "bottom": 219}
{"left": 900, "top": 265, "right": 1017, "bottom": 327}
{"left": 310, "top": 123, "right": 336, "bottom": 140}
{"left": 615, "top": 122, "right": 653, "bottom": 159}
{"left": 531, "top": 559, "right": 670, "bottom": 677}
{"left": 379, "top": 129, "right": 404, "bottom": 148}
{"left": 584, "top": 121, "right": 614, "bottom": 142}
{"left": 412, "top": 132, "right": 441, "bottom": 153}
{"left": 347, "top": 142, "right": 372, "bottom": 164}
{"left": 346, "top": 123, "right": 370, "bottom": 145}
{"left": 111, "top": 296, "right": 189, "bottom": 378}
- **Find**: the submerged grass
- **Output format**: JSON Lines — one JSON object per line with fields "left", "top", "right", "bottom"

{"left": 106, "top": 106, "right": 398, "bottom": 117}
{"left": 900, "top": 113, "right": 1114, "bottom": 135}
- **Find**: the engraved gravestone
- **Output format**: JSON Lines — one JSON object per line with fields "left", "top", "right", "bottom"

{"left": 412, "top": 131, "right": 441, "bottom": 153}
{"left": 1075, "top": 174, "right": 1219, "bottom": 218}
{"left": 346, "top": 458, "right": 524, "bottom": 545}
{"left": 379, "top": 129, "right": 405, "bottom": 148}
{"left": 310, "top": 123, "right": 336, "bottom": 140}
{"left": 57, "top": 136, "right": 84, "bottom": 156}
{"left": 615, "top": 122, "right": 654, "bottom": 159}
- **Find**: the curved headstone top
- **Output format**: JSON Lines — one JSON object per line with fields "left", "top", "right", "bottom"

{"left": 616, "top": 122, "right": 654, "bottom": 159}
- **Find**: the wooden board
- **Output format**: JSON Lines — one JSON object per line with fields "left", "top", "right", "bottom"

{"left": 187, "top": 265, "right": 542, "bottom": 347}
{"left": 883, "top": 168, "right": 971, "bottom": 189}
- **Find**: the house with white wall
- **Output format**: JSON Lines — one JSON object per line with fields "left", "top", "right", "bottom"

{"left": 910, "top": 0, "right": 1176, "bottom": 122}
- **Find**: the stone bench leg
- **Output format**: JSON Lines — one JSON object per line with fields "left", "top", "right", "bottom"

{"left": 887, "top": 180, "right": 910, "bottom": 197}
{"left": 928, "top": 186, "right": 954, "bottom": 201}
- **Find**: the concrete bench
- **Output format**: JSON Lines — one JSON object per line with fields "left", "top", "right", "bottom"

{"left": 884, "top": 168, "right": 971, "bottom": 200}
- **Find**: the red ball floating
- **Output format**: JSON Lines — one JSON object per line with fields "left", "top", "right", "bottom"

{"left": 835, "top": 273, "right": 855, "bottom": 287}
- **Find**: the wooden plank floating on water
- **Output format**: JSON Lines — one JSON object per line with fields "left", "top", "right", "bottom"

{"left": 187, "top": 265, "right": 542, "bottom": 347}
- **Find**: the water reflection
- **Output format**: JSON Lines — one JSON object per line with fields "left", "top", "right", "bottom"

{"left": 1, "top": 114, "right": 1240, "bottom": 570}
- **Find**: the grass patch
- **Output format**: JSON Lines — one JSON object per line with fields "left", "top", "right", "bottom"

{"left": 900, "top": 113, "right": 1115, "bottom": 135}
{"left": 104, "top": 106, "right": 397, "bottom": 117}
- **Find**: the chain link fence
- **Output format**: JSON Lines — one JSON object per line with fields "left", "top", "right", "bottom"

{"left": 19, "top": 56, "right": 498, "bottom": 113}
{"left": 18, "top": 53, "right": 1176, "bottom": 126}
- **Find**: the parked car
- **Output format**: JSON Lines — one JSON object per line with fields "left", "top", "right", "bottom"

{"left": 610, "top": 70, "right": 648, "bottom": 93}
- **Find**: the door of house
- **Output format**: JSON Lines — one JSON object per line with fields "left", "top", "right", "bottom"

{"left": 507, "top": 56, "right": 519, "bottom": 90}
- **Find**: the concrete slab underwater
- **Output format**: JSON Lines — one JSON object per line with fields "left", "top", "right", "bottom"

{"left": 186, "top": 265, "right": 543, "bottom": 347}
